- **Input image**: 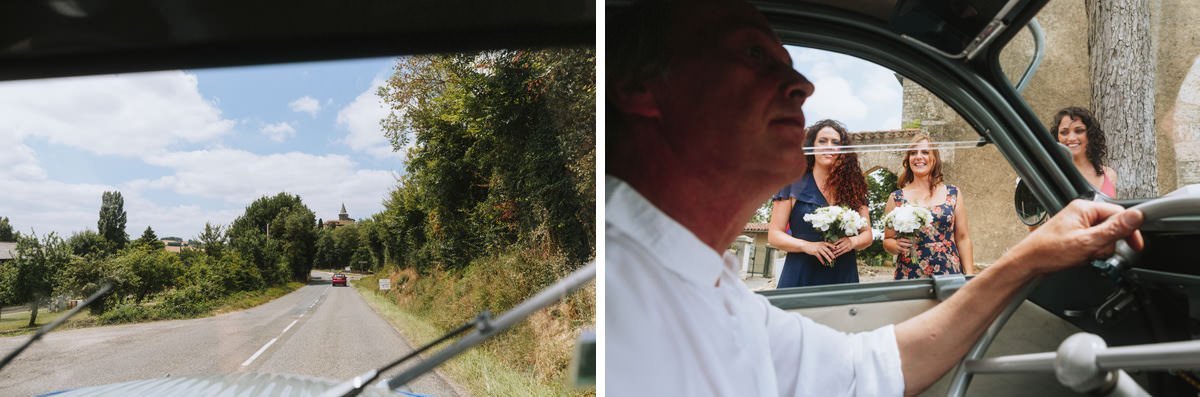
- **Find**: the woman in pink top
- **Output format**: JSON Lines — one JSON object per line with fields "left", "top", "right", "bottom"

{"left": 1050, "top": 107, "right": 1118, "bottom": 198}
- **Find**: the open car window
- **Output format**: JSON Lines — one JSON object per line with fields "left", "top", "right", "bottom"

{"left": 737, "top": 46, "right": 1025, "bottom": 289}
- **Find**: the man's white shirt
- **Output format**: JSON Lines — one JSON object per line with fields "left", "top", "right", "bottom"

{"left": 606, "top": 175, "right": 904, "bottom": 396}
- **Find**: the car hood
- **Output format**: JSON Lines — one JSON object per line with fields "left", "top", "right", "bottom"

{"left": 40, "top": 373, "right": 425, "bottom": 397}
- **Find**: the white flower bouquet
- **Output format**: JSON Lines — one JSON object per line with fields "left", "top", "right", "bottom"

{"left": 802, "top": 205, "right": 867, "bottom": 244}
{"left": 883, "top": 205, "right": 934, "bottom": 261}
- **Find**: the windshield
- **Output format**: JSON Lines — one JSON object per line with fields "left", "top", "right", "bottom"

{"left": 0, "top": 49, "right": 595, "bottom": 396}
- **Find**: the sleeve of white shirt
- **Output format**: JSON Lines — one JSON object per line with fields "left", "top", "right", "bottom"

{"left": 759, "top": 295, "right": 905, "bottom": 396}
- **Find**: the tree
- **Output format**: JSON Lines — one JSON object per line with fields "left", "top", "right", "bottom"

{"left": 120, "top": 249, "right": 181, "bottom": 303}
{"left": 314, "top": 230, "right": 336, "bottom": 270}
{"left": 6, "top": 232, "right": 70, "bottom": 327}
{"left": 0, "top": 216, "right": 15, "bottom": 242}
{"left": 750, "top": 200, "right": 772, "bottom": 223}
{"left": 228, "top": 193, "right": 317, "bottom": 283}
{"left": 332, "top": 224, "right": 360, "bottom": 269}
{"left": 356, "top": 218, "right": 386, "bottom": 271}
{"left": 59, "top": 255, "right": 125, "bottom": 315}
{"left": 98, "top": 191, "right": 129, "bottom": 250}
{"left": 380, "top": 179, "right": 429, "bottom": 270}
{"left": 196, "top": 222, "right": 227, "bottom": 257}
{"left": 66, "top": 230, "right": 110, "bottom": 258}
{"left": 351, "top": 246, "right": 372, "bottom": 272}
{"left": 1087, "top": 0, "right": 1157, "bottom": 198}
{"left": 861, "top": 169, "right": 899, "bottom": 267}
{"left": 866, "top": 169, "right": 899, "bottom": 230}
{"left": 379, "top": 49, "right": 596, "bottom": 270}
{"left": 136, "top": 226, "right": 164, "bottom": 250}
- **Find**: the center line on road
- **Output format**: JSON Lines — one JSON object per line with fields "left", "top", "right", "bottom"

{"left": 241, "top": 337, "right": 278, "bottom": 367}
{"left": 240, "top": 289, "right": 326, "bottom": 368}
{"left": 282, "top": 319, "right": 298, "bottom": 333}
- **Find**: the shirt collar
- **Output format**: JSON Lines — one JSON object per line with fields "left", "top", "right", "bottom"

{"left": 606, "top": 175, "right": 725, "bottom": 288}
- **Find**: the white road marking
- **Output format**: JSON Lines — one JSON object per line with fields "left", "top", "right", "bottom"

{"left": 282, "top": 319, "right": 299, "bottom": 334}
{"left": 241, "top": 337, "right": 278, "bottom": 367}
{"left": 240, "top": 287, "right": 330, "bottom": 368}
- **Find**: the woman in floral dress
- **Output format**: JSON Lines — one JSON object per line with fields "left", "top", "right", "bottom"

{"left": 768, "top": 120, "right": 872, "bottom": 287}
{"left": 883, "top": 134, "right": 976, "bottom": 279}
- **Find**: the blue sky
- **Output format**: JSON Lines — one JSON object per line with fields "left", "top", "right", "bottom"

{"left": 0, "top": 57, "right": 404, "bottom": 240}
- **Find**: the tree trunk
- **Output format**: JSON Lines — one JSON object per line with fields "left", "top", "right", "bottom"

{"left": 27, "top": 296, "right": 39, "bottom": 328}
{"left": 1087, "top": 0, "right": 1157, "bottom": 198}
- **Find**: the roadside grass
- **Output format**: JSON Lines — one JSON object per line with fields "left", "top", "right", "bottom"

{"left": 354, "top": 273, "right": 594, "bottom": 397}
{"left": 0, "top": 282, "right": 303, "bottom": 337}
{"left": 212, "top": 282, "right": 305, "bottom": 314}
{"left": 0, "top": 309, "right": 95, "bottom": 337}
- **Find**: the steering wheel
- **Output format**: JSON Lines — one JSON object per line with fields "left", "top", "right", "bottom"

{"left": 946, "top": 186, "right": 1200, "bottom": 396}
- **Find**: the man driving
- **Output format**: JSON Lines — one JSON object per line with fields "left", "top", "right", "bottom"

{"left": 605, "top": 0, "right": 1146, "bottom": 395}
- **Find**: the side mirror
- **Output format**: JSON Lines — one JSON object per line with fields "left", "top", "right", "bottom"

{"left": 569, "top": 328, "right": 595, "bottom": 388}
{"left": 1014, "top": 178, "right": 1047, "bottom": 226}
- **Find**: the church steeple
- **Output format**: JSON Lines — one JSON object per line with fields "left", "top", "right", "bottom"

{"left": 339, "top": 203, "right": 351, "bottom": 221}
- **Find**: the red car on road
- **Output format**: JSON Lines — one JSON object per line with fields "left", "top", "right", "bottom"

{"left": 331, "top": 273, "right": 347, "bottom": 287}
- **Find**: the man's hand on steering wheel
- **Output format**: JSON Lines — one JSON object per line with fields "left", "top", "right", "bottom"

{"left": 1008, "top": 199, "right": 1145, "bottom": 275}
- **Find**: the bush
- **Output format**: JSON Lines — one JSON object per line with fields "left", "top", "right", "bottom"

{"left": 158, "top": 286, "right": 214, "bottom": 318}
{"left": 218, "top": 251, "right": 265, "bottom": 292}
{"left": 99, "top": 303, "right": 152, "bottom": 324}
{"left": 383, "top": 246, "right": 593, "bottom": 385}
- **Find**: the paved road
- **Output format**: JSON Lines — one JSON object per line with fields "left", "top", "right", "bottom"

{"left": 0, "top": 271, "right": 461, "bottom": 396}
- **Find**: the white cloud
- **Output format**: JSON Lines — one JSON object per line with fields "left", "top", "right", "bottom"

{"left": 0, "top": 175, "right": 113, "bottom": 237}
{"left": 0, "top": 134, "right": 45, "bottom": 181}
{"left": 122, "top": 198, "right": 242, "bottom": 241}
{"left": 134, "top": 148, "right": 396, "bottom": 229}
{"left": 289, "top": 96, "right": 321, "bottom": 117}
{"left": 787, "top": 46, "right": 903, "bottom": 132}
{"left": 260, "top": 122, "right": 297, "bottom": 142}
{"left": 804, "top": 76, "right": 869, "bottom": 124}
{"left": 337, "top": 79, "right": 404, "bottom": 159}
{"left": 0, "top": 71, "right": 235, "bottom": 158}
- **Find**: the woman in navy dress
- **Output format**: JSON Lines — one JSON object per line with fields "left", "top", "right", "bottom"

{"left": 768, "top": 120, "right": 872, "bottom": 288}
{"left": 883, "top": 134, "right": 976, "bottom": 279}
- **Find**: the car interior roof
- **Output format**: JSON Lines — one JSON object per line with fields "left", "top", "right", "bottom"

{"left": 0, "top": 0, "right": 594, "bottom": 81}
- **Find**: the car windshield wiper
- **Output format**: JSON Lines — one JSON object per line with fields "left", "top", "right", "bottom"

{"left": 0, "top": 283, "right": 113, "bottom": 372}
{"left": 320, "top": 261, "right": 596, "bottom": 397}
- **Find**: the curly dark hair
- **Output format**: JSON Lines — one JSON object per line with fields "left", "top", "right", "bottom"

{"left": 1050, "top": 107, "right": 1107, "bottom": 177}
{"left": 805, "top": 119, "right": 869, "bottom": 210}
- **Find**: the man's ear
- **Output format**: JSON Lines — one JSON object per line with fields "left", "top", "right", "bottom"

{"left": 611, "top": 79, "right": 661, "bottom": 118}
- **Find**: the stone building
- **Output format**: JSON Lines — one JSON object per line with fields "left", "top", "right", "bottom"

{"left": 322, "top": 204, "right": 356, "bottom": 229}
{"left": 160, "top": 237, "right": 191, "bottom": 253}
{"left": 0, "top": 241, "right": 16, "bottom": 263}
